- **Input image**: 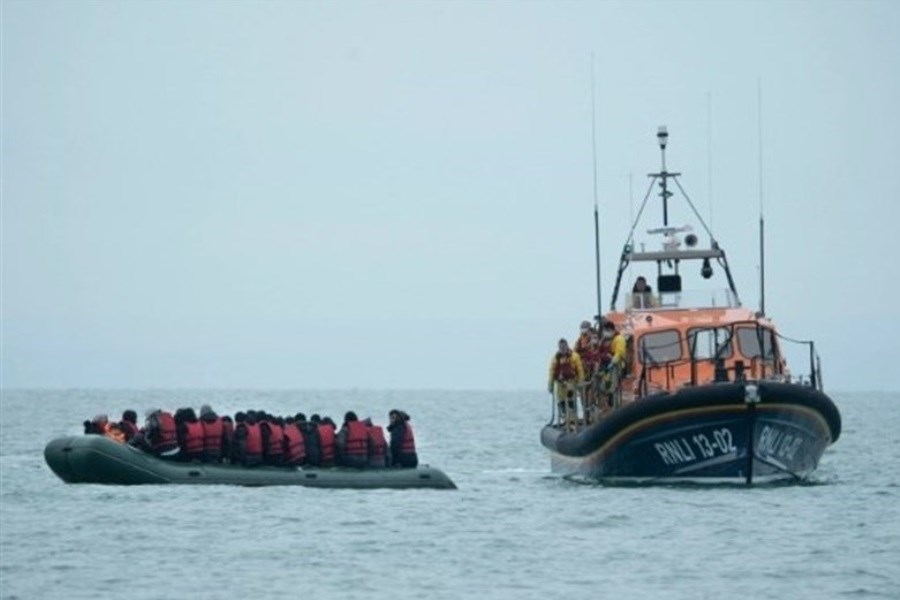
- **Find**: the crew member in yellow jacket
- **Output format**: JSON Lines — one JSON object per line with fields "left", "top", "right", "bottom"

{"left": 597, "top": 320, "right": 627, "bottom": 407}
{"left": 548, "top": 339, "right": 584, "bottom": 427}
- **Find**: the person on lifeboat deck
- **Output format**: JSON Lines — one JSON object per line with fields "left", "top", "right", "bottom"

{"left": 574, "top": 320, "right": 602, "bottom": 378}
{"left": 628, "top": 276, "right": 658, "bottom": 309}
{"left": 548, "top": 338, "right": 585, "bottom": 427}
{"left": 596, "top": 321, "right": 627, "bottom": 407}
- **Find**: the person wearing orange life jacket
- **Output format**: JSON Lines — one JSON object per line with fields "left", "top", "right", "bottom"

{"left": 83, "top": 414, "right": 127, "bottom": 444}
{"left": 234, "top": 411, "right": 263, "bottom": 467}
{"left": 198, "top": 404, "right": 227, "bottom": 463}
{"left": 282, "top": 417, "right": 306, "bottom": 467}
{"left": 176, "top": 408, "right": 204, "bottom": 462}
{"left": 261, "top": 414, "right": 286, "bottom": 467}
{"left": 387, "top": 409, "right": 418, "bottom": 468}
{"left": 336, "top": 411, "right": 369, "bottom": 469}
{"left": 574, "top": 320, "right": 602, "bottom": 378}
{"left": 138, "top": 409, "right": 179, "bottom": 457}
{"left": 548, "top": 338, "right": 585, "bottom": 417}
{"left": 364, "top": 417, "right": 389, "bottom": 469}
{"left": 313, "top": 415, "right": 337, "bottom": 467}
{"left": 117, "top": 410, "right": 141, "bottom": 442}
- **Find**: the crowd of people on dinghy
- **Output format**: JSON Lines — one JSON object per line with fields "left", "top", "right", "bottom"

{"left": 82, "top": 406, "right": 418, "bottom": 469}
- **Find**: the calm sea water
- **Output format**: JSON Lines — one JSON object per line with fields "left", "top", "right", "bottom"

{"left": 1, "top": 389, "right": 897, "bottom": 599}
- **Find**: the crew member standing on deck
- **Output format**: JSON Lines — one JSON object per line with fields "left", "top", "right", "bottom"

{"left": 597, "top": 320, "right": 627, "bottom": 408}
{"left": 548, "top": 338, "right": 585, "bottom": 429}
{"left": 574, "top": 321, "right": 602, "bottom": 379}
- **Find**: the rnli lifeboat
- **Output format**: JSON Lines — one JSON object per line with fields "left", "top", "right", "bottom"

{"left": 541, "top": 127, "right": 841, "bottom": 485}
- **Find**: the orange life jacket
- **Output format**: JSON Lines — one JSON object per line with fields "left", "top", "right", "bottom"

{"left": 283, "top": 424, "right": 305, "bottom": 466}
{"left": 263, "top": 422, "right": 285, "bottom": 459}
{"left": 153, "top": 412, "right": 178, "bottom": 453}
{"left": 401, "top": 423, "right": 416, "bottom": 455}
{"left": 344, "top": 421, "right": 368, "bottom": 459}
{"left": 118, "top": 421, "right": 140, "bottom": 441}
{"left": 242, "top": 422, "right": 263, "bottom": 460}
{"left": 183, "top": 421, "right": 205, "bottom": 457}
{"left": 201, "top": 418, "right": 224, "bottom": 459}
{"left": 318, "top": 423, "right": 336, "bottom": 466}
{"left": 102, "top": 423, "right": 126, "bottom": 444}
{"left": 367, "top": 425, "right": 388, "bottom": 467}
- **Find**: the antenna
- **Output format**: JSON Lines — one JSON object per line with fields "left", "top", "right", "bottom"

{"left": 628, "top": 172, "right": 635, "bottom": 231}
{"left": 757, "top": 78, "right": 766, "bottom": 316}
{"left": 591, "top": 53, "right": 602, "bottom": 321}
{"left": 628, "top": 172, "right": 634, "bottom": 284}
{"left": 706, "top": 92, "right": 713, "bottom": 232}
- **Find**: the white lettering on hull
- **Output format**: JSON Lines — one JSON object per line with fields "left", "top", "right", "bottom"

{"left": 758, "top": 425, "right": 804, "bottom": 461}
{"left": 654, "top": 428, "right": 737, "bottom": 466}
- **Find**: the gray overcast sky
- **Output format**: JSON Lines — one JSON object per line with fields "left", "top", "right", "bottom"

{"left": 2, "top": 0, "right": 898, "bottom": 390}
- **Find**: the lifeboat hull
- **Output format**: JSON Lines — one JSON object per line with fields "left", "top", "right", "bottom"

{"left": 540, "top": 382, "right": 840, "bottom": 484}
{"left": 44, "top": 436, "right": 456, "bottom": 490}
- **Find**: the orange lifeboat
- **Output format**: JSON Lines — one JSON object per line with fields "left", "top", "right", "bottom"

{"left": 541, "top": 127, "right": 841, "bottom": 485}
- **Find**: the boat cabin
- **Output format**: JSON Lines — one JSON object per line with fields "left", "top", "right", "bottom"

{"left": 599, "top": 126, "right": 819, "bottom": 404}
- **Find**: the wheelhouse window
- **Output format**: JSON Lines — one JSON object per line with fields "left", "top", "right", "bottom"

{"left": 638, "top": 330, "right": 683, "bottom": 364}
{"left": 736, "top": 327, "right": 776, "bottom": 360}
{"left": 687, "top": 327, "right": 734, "bottom": 361}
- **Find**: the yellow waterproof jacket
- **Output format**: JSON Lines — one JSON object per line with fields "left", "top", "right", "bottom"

{"left": 548, "top": 351, "right": 585, "bottom": 384}
{"left": 605, "top": 334, "right": 627, "bottom": 367}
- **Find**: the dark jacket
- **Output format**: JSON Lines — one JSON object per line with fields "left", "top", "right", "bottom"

{"left": 300, "top": 423, "right": 321, "bottom": 467}
{"left": 387, "top": 419, "right": 418, "bottom": 468}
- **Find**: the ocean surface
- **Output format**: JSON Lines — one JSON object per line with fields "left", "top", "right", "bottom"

{"left": 1, "top": 389, "right": 898, "bottom": 599}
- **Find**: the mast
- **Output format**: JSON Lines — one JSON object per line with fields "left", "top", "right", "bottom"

{"left": 591, "top": 53, "right": 602, "bottom": 320}
{"left": 651, "top": 126, "right": 680, "bottom": 226}
{"left": 658, "top": 127, "right": 671, "bottom": 225}
{"left": 757, "top": 79, "right": 766, "bottom": 316}
{"left": 706, "top": 92, "right": 713, "bottom": 231}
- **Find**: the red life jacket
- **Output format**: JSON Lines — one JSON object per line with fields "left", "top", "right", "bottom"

{"left": 153, "top": 412, "right": 178, "bottom": 452}
{"left": 201, "top": 418, "right": 224, "bottom": 456}
{"left": 401, "top": 422, "right": 416, "bottom": 455}
{"left": 318, "top": 423, "right": 336, "bottom": 466}
{"left": 575, "top": 332, "right": 592, "bottom": 355}
{"left": 367, "top": 425, "right": 388, "bottom": 466}
{"left": 283, "top": 424, "right": 306, "bottom": 465}
{"left": 264, "top": 422, "right": 285, "bottom": 458}
{"left": 243, "top": 422, "right": 263, "bottom": 457}
{"left": 119, "top": 420, "right": 140, "bottom": 441}
{"left": 344, "top": 421, "right": 368, "bottom": 458}
{"left": 576, "top": 334, "right": 601, "bottom": 369}
{"left": 553, "top": 351, "right": 577, "bottom": 380}
{"left": 598, "top": 333, "right": 621, "bottom": 365}
{"left": 183, "top": 421, "right": 204, "bottom": 456}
